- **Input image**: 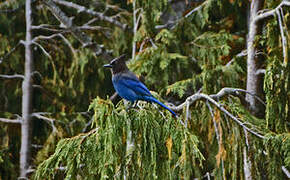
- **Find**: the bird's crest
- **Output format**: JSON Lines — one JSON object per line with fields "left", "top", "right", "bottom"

{"left": 110, "top": 54, "right": 127, "bottom": 65}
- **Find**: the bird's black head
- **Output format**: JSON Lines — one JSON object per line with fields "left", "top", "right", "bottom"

{"left": 104, "top": 54, "right": 128, "bottom": 74}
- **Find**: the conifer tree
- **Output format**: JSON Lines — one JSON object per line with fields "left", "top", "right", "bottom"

{"left": 0, "top": 0, "right": 289, "bottom": 179}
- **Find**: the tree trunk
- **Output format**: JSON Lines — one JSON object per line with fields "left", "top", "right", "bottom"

{"left": 246, "top": 0, "right": 265, "bottom": 118}
{"left": 19, "top": 0, "right": 33, "bottom": 178}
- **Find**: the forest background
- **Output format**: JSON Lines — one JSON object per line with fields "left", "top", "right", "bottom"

{"left": 0, "top": 0, "right": 289, "bottom": 179}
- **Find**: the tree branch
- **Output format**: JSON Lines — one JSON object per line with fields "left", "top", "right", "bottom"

{"left": 43, "top": 0, "right": 112, "bottom": 59}
{"left": 33, "top": 33, "right": 77, "bottom": 58}
{"left": 32, "top": 24, "right": 65, "bottom": 32}
{"left": 210, "top": 88, "right": 265, "bottom": 106}
{"left": 282, "top": 166, "right": 290, "bottom": 178}
{"left": 254, "top": 1, "right": 290, "bottom": 22}
{"left": 226, "top": 49, "right": 247, "bottom": 67}
{"left": 51, "top": 0, "right": 132, "bottom": 32}
{"left": 0, "top": 118, "right": 22, "bottom": 124}
{"left": 170, "top": 88, "right": 265, "bottom": 139}
{"left": 0, "top": 74, "right": 24, "bottom": 79}
{"left": 32, "top": 112, "right": 57, "bottom": 133}
{"left": 155, "top": 0, "right": 208, "bottom": 30}
{"left": 276, "top": 8, "right": 288, "bottom": 64}
{"left": 172, "top": 87, "right": 265, "bottom": 110}
{"left": 206, "top": 102, "right": 226, "bottom": 179}
{"left": 32, "top": 41, "right": 52, "bottom": 59}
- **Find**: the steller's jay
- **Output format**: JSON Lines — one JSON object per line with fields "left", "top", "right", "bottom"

{"left": 104, "top": 54, "right": 176, "bottom": 117}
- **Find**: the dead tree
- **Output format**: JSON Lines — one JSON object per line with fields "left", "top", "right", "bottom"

{"left": 19, "top": 0, "right": 34, "bottom": 178}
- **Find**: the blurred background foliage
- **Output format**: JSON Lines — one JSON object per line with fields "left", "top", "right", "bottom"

{"left": 0, "top": 0, "right": 289, "bottom": 179}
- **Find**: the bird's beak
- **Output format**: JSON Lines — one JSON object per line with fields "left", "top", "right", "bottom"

{"left": 103, "top": 64, "right": 112, "bottom": 68}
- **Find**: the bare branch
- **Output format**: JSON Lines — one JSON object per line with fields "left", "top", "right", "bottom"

{"left": 31, "top": 71, "right": 43, "bottom": 79}
{"left": 32, "top": 85, "right": 43, "bottom": 89}
{"left": 256, "top": 69, "right": 266, "bottom": 75}
{"left": 43, "top": 0, "right": 112, "bottom": 59}
{"left": 0, "top": 74, "right": 24, "bottom": 79}
{"left": 0, "top": 118, "right": 22, "bottom": 124}
{"left": 185, "top": 100, "right": 190, "bottom": 128}
{"left": 31, "top": 144, "right": 43, "bottom": 149}
{"left": 132, "top": 1, "right": 139, "bottom": 59}
{"left": 58, "top": 34, "right": 76, "bottom": 57}
{"left": 282, "top": 166, "right": 290, "bottom": 178}
{"left": 82, "top": 118, "right": 93, "bottom": 133}
{"left": 226, "top": 49, "right": 247, "bottom": 67}
{"left": 149, "top": 38, "right": 157, "bottom": 49}
{"left": 254, "top": 1, "right": 290, "bottom": 22}
{"left": 276, "top": 8, "right": 287, "bottom": 63}
{"left": 210, "top": 88, "right": 265, "bottom": 106}
{"left": 32, "top": 41, "right": 52, "bottom": 59}
{"left": 32, "top": 24, "right": 65, "bottom": 32}
{"left": 77, "top": 25, "right": 111, "bottom": 31}
{"left": 156, "top": 1, "right": 208, "bottom": 30}
{"left": 184, "top": 1, "right": 209, "bottom": 18}
{"left": 110, "top": 92, "right": 119, "bottom": 101}
{"left": 32, "top": 33, "right": 62, "bottom": 42}
{"left": 170, "top": 88, "right": 265, "bottom": 138}
{"left": 33, "top": 33, "right": 77, "bottom": 58}
{"left": 51, "top": 0, "right": 132, "bottom": 32}
{"left": 206, "top": 102, "right": 225, "bottom": 179}
{"left": 32, "top": 112, "right": 57, "bottom": 133}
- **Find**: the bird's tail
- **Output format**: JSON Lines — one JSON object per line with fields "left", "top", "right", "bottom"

{"left": 144, "top": 96, "right": 177, "bottom": 117}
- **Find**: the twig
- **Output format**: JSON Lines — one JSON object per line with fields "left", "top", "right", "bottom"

{"left": 149, "top": 38, "right": 157, "bottom": 49}
{"left": 110, "top": 92, "right": 118, "bottom": 101}
{"left": 152, "top": 103, "right": 167, "bottom": 120}
{"left": 0, "top": 74, "right": 24, "bottom": 79}
{"left": 82, "top": 117, "right": 93, "bottom": 133}
{"left": 139, "top": 38, "right": 148, "bottom": 52}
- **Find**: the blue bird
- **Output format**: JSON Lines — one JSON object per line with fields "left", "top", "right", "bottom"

{"left": 104, "top": 54, "right": 176, "bottom": 117}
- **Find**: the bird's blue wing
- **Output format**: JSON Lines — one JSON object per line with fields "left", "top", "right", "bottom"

{"left": 117, "top": 75, "right": 152, "bottom": 97}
